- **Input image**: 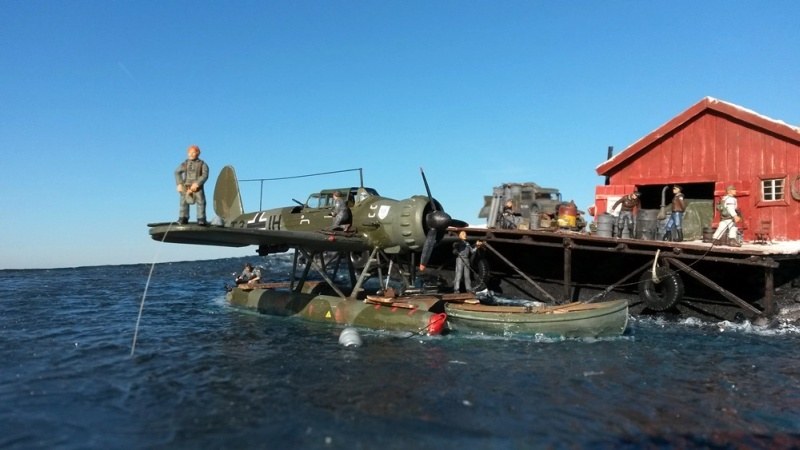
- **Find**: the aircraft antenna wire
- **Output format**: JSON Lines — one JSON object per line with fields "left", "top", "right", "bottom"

{"left": 240, "top": 168, "right": 364, "bottom": 209}
{"left": 130, "top": 222, "right": 173, "bottom": 357}
{"left": 239, "top": 167, "right": 362, "bottom": 182}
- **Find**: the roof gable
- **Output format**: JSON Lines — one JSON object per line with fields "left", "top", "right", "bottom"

{"left": 596, "top": 97, "right": 800, "bottom": 175}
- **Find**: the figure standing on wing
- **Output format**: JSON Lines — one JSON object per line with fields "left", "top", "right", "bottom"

{"left": 175, "top": 145, "right": 209, "bottom": 226}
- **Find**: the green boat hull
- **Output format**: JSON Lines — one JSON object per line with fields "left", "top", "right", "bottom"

{"left": 226, "top": 285, "right": 447, "bottom": 335}
{"left": 444, "top": 299, "right": 629, "bottom": 338}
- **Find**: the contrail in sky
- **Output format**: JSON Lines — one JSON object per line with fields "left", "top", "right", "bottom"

{"left": 117, "top": 61, "right": 137, "bottom": 84}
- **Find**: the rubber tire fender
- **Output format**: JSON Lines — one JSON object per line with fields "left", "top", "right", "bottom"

{"left": 637, "top": 266, "right": 684, "bottom": 311}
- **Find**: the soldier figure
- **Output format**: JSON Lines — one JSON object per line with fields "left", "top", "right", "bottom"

{"left": 453, "top": 231, "right": 483, "bottom": 293}
{"left": 175, "top": 145, "right": 209, "bottom": 225}
{"left": 331, "top": 191, "right": 352, "bottom": 231}
{"left": 611, "top": 191, "right": 640, "bottom": 238}
{"left": 235, "top": 263, "right": 261, "bottom": 286}
{"left": 500, "top": 200, "right": 517, "bottom": 229}
{"left": 713, "top": 185, "right": 741, "bottom": 247}
{"left": 663, "top": 185, "right": 686, "bottom": 241}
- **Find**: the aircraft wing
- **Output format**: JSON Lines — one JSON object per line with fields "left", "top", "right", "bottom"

{"left": 147, "top": 222, "right": 372, "bottom": 253}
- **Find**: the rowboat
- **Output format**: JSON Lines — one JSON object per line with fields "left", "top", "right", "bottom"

{"left": 444, "top": 299, "right": 629, "bottom": 338}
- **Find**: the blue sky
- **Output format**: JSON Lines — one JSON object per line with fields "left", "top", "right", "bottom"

{"left": 2, "top": 1, "right": 799, "bottom": 269}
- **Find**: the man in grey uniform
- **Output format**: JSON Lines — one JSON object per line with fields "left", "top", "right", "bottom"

{"left": 452, "top": 231, "right": 483, "bottom": 293}
{"left": 330, "top": 191, "right": 352, "bottom": 231}
{"left": 175, "top": 145, "right": 209, "bottom": 225}
{"left": 611, "top": 190, "right": 640, "bottom": 238}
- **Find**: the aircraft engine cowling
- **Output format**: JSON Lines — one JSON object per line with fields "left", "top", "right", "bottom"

{"left": 364, "top": 196, "right": 443, "bottom": 254}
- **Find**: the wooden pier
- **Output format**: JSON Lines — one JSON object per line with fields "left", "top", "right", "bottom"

{"left": 428, "top": 227, "right": 800, "bottom": 321}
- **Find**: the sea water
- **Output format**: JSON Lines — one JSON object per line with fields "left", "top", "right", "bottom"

{"left": 1, "top": 256, "right": 800, "bottom": 449}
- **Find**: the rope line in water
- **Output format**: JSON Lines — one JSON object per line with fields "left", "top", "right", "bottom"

{"left": 401, "top": 312, "right": 447, "bottom": 339}
{"left": 131, "top": 224, "right": 172, "bottom": 357}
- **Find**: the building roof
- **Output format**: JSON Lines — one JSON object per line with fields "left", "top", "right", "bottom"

{"left": 596, "top": 97, "right": 800, "bottom": 176}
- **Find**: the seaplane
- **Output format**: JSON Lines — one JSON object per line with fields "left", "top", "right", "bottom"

{"left": 148, "top": 166, "right": 629, "bottom": 339}
{"left": 147, "top": 166, "right": 473, "bottom": 336}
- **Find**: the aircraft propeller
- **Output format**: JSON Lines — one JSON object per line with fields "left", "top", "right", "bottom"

{"left": 418, "top": 167, "right": 467, "bottom": 270}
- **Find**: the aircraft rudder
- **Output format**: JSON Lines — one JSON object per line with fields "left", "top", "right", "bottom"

{"left": 213, "top": 165, "right": 244, "bottom": 224}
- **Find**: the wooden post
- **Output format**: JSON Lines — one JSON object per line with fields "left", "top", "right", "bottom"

{"left": 764, "top": 266, "right": 775, "bottom": 317}
{"left": 563, "top": 238, "right": 572, "bottom": 302}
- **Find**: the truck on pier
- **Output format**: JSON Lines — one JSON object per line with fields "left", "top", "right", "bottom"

{"left": 478, "top": 182, "right": 585, "bottom": 231}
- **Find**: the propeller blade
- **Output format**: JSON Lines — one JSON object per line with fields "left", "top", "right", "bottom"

{"left": 416, "top": 167, "right": 468, "bottom": 269}
{"left": 419, "top": 167, "right": 436, "bottom": 211}
{"left": 450, "top": 219, "right": 469, "bottom": 228}
{"left": 419, "top": 228, "right": 437, "bottom": 268}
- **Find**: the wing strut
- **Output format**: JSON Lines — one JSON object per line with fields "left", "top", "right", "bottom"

{"left": 298, "top": 249, "right": 349, "bottom": 300}
{"left": 351, "top": 247, "right": 382, "bottom": 299}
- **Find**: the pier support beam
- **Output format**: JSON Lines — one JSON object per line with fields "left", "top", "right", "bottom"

{"left": 482, "top": 242, "right": 558, "bottom": 304}
{"left": 665, "top": 257, "right": 762, "bottom": 316}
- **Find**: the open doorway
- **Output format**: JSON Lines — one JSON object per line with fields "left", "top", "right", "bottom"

{"left": 637, "top": 182, "right": 715, "bottom": 209}
{"left": 636, "top": 182, "right": 716, "bottom": 240}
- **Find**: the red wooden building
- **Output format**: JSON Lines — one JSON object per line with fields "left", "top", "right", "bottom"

{"left": 594, "top": 97, "right": 800, "bottom": 241}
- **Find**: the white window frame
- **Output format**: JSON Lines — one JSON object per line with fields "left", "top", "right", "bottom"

{"left": 761, "top": 178, "right": 784, "bottom": 201}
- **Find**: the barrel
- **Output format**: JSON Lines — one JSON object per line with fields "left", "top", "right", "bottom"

{"left": 529, "top": 212, "right": 541, "bottom": 230}
{"left": 596, "top": 214, "right": 614, "bottom": 238}
{"left": 557, "top": 203, "right": 578, "bottom": 228}
{"left": 702, "top": 226, "right": 714, "bottom": 243}
{"left": 636, "top": 209, "right": 659, "bottom": 240}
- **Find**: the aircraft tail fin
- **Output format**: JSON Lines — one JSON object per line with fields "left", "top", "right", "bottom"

{"left": 213, "top": 165, "right": 244, "bottom": 224}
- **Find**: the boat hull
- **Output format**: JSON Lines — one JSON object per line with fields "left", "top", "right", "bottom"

{"left": 226, "top": 285, "right": 447, "bottom": 336}
{"left": 445, "top": 299, "right": 629, "bottom": 338}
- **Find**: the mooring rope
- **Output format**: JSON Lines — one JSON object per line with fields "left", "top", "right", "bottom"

{"left": 130, "top": 223, "right": 172, "bottom": 357}
{"left": 588, "top": 223, "right": 736, "bottom": 302}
